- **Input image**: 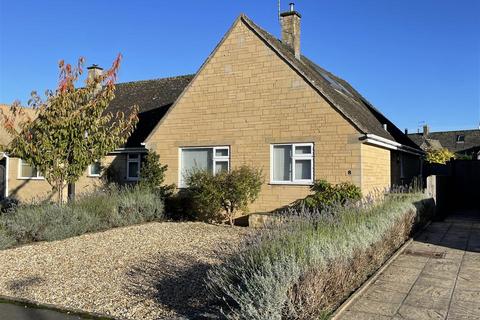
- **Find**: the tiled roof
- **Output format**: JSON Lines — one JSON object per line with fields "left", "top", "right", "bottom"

{"left": 240, "top": 15, "right": 420, "bottom": 150}
{"left": 409, "top": 129, "right": 480, "bottom": 154}
{"left": 107, "top": 75, "right": 194, "bottom": 147}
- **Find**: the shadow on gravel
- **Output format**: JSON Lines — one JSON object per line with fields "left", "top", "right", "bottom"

{"left": 7, "top": 276, "right": 45, "bottom": 294}
{"left": 125, "top": 252, "right": 221, "bottom": 319}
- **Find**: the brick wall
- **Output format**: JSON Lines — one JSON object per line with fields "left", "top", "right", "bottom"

{"left": 361, "top": 144, "right": 391, "bottom": 195}
{"left": 146, "top": 19, "right": 363, "bottom": 213}
{"left": 6, "top": 154, "right": 123, "bottom": 202}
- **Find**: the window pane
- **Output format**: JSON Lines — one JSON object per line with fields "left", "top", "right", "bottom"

{"left": 21, "top": 162, "right": 37, "bottom": 177}
{"left": 295, "top": 159, "right": 311, "bottom": 180}
{"left": 295, "top": 145, "right": 312, "bottom": 155}
{"left": 128, "top": 162, "right": 139, "bottom": 178}
{"left": 90, "top": 162, "right": 101, "bottom": 175}
{"left": 181, "top": 148, "right": 213, "bottom": 178}
{"left": 273, "top": 145, "right": 292, "bottom": 181}
{"left": 215, "top": 161, "right": 228, "bottom": 174}
{"left": 215, "top": 148, "right": 229, "bottom": 157}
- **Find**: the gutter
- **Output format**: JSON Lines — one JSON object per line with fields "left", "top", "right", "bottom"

{"left": 108, "top": 147, "right": 148, "bottom": 155}
{"left": 361, "top": 134, "right": 424, "bottom": 156}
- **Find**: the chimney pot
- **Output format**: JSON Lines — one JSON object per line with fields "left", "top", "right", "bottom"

{"left": 87, "top": 64, "right": 103, "bottom": 82}
{"left": 280, "top": 3, "right": 301, "bottom": 59}
{"left": 423, "top": 124, "right": 429, "bottom": 136}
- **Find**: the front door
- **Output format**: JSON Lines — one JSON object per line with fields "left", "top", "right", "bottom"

{"left": 0, "top": 162, "right": 5, "bottom": 199}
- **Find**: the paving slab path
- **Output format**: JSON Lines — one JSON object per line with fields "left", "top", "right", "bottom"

{"left": 337, "top": 211, "right": 480, "bottom": 320}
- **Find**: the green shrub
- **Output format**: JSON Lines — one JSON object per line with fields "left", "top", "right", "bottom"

{"left": 0, "top": 186, "right": 164, "bottom": 249}
{"left": 139, "top": 150, "right": 175, "bottom": 198}
{"left": 186, "top": 166, "right": 263, "bottom": 225}
{"left": 207, "top": 193, "right": 431, "bottom": 319}
{"left": 0, "top": 226, "right": 15, "bottom": 250}
{"left": 300, "top": 180, "right": 362, "bottom": 210}
{"left": 185, "top": 170, "right": 224, "bottom": 223}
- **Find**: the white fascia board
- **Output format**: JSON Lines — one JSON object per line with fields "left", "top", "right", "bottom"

{"left": 363, "top": 134, "right": 424, "bottom": 156}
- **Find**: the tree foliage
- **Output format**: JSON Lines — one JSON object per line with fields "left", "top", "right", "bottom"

{"left": 139, "top": 150, "right": 175, "bottom": 198}
{"left": 425, "top": 148, "right": 455, "bottom": 164}
{"left": 186, "top": 166, "right": 263, "bottom": 226}
{"left": 0, "top": 55, "right": 138, "bottom": 203}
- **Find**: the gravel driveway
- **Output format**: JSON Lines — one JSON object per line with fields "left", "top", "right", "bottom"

{"left": 0, "top": 222, "right": 250, "bottom": 319}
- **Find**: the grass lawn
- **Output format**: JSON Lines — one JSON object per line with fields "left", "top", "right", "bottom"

{"left": 0, "top": 221, "right": 250, "bottom": 320}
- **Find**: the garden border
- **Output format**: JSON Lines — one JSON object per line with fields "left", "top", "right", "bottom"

{"left": 0, "top": 294, "right": 120, "bottom": 320}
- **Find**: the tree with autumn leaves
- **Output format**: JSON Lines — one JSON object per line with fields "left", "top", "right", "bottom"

{"left": 0, "top": 55, "right": 138, "bottom": 204}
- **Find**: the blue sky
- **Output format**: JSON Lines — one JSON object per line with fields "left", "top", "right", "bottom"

{"left": 0, "top": 0, "right": 478, "bottom": 132}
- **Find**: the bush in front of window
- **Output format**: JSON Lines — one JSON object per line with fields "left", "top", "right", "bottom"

{"left": 185, "top": 166, "right": 263, "bottom": 226}
{"left": 139, "top": 150, "right": 175, "bottom": 198}
{"left": 299, "top": 179, "right": 362, "bottom": 210}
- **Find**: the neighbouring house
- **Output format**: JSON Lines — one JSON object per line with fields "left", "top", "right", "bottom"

{"left": 408, "top": 125, "right": 480, "bottom": 159}
{"left": 0, "top": 74, "right": 193, "bottom": 201}
{"left": 1, "top": 6, "right": 423, "bottom": 212}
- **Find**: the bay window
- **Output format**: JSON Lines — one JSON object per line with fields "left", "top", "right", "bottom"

{"left": 179, "top": 146, "right": 230, "bottom": 187}
{"left": 271, "top": 143, "right": 313, "bottom": 184}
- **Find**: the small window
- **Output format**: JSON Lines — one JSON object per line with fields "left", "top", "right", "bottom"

{"left": 179, "top": 146, "right": 230, "bottom": 187}
{"left": 127, "top": 154, "right": 141, "bottom": 180}
{"left": 271, "top": 143, "right": 313, "bottom": 184}
{"left": 18, "top": 159, "right": 43, "bottom": 179}
{"left": 456, "top": 134, "right": 465, "bottom": 143}
{"left": 88, "top": 161, "right": 102, "bottom": 177}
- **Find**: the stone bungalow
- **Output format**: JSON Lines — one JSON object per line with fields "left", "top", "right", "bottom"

{"left": 0, "top": 7, "right": 423, "bottom": 212}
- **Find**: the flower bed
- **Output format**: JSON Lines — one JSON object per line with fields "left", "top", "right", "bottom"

{"left": 207, "top": 194, "right": 435, "bottom": 319}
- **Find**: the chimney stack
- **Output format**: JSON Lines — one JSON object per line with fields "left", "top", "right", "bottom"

{"left": 404, "top": 128, "right": 408, "bottom": 135}
{"left": 87, "top": 64, "right": 103, "bottom": 83}
{"left": 280, "top": 3, "right": 301, "bottom": 59}
{"left": 423, "top": 124, "right": 429, "bottom": 136}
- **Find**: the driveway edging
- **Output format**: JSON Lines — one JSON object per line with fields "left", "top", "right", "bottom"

{"left": 0, "top": 294, "right": 120, "bottom": 320}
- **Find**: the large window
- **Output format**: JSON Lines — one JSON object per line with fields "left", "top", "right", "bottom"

{"left": 88, "top": 161, "right": 102, "bottom": 177}
{"left": 18, "top": 159, "right": 43, "bottom": 179}
{"left": 270, "top": 143, "right": 313, "bottom": 184}
{"left": 179, "top": 146, "right": 230, "bottom": 187}
{"left": 127, "top": 154, "right": 141, "bottom": 180}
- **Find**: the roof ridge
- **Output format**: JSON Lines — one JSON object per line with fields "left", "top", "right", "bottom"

{"left": 116, "top": 74, "right": 195, "bottom": 86}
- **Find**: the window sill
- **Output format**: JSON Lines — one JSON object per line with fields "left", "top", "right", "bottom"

{"left": 88, "top": 174, "right": 101, "bottom": 178}
{"left": 17, "top": 177, "right": 45, "bottom": 180}
{"left": 269, "top": 181, "right": 313, "bottom": 186}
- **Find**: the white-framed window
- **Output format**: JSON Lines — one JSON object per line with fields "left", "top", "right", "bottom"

{"left": 179, "top": 146, "right": 230, "bottom": 187}
{"left": 18, "top": 159, "right": 43, "bottom": 179}
{"left": 127, "top": 154, "right": 141, "bottom": 180}
{"left": 270, "top": 143, "right": 313, "bottom": 184}
{"left": 88, "top": 161, "right": 102, "bottom": 177}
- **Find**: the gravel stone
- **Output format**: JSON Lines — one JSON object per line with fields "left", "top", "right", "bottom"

{"left": 0, "top": 222, "right": 250, "bottom": 319}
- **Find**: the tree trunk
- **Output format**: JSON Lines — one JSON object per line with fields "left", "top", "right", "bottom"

{"left": 68, "top": 183, "right": 76, "bottom": 202}
{"left": 56, "top": 182, "right": 65, "bottom": 205}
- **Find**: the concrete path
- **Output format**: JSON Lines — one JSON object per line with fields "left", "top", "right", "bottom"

{"left": 337, "top": 212, "right": 480, "bottom": 320}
